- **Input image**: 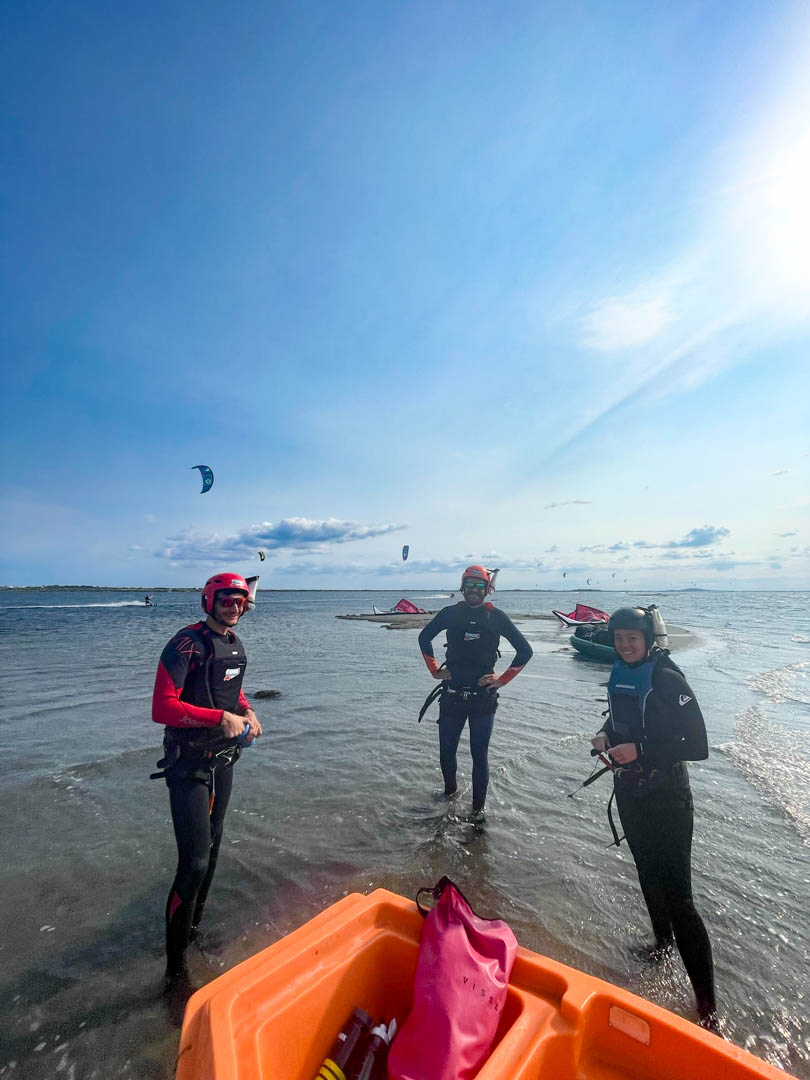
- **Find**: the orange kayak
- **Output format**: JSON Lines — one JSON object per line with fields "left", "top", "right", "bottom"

{"left": 176, "top": 888, "right": 796, "bottom": 1080}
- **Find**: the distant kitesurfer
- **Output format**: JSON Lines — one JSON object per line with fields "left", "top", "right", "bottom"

{"left": 145, "top": 594, "right": 153, "bottom": 606}
{"left": 591, "top": 606, "right": 717, "bottom": 1027}
{"left": 417, "top": 566, "right": 532, "bottom": 818}
{"left": 151, "top": 572, "right": 262, "bottom": 983}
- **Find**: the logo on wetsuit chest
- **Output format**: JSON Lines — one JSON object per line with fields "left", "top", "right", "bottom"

{"left": 464, "top": 632, "right": 481, "bottom": 641}
{"left": 223, "top": 667, "right": 241, "bottom": 681}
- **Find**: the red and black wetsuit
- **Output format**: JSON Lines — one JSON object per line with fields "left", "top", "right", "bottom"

{"left": 152, "top": 621, "right": 251, "bottom": 978}
{"left": 418, "top": 603, "right": 533, "bottom": 810}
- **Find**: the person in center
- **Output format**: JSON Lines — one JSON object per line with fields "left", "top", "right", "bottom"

{"left": 151, "top": 572, "right": 262, "bottom": 983}
{"left": 418, "top": 566, "right": 532, "bottom": 816}
{"left": 591, "top": 606, "right": 717, "bottom": 1027}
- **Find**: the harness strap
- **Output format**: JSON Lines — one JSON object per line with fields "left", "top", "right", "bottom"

{"left": 150, "top": 740, "right": 241, "bottom": 781}
{"left": 606, "top": 790, "right": 625, "bottom": 848}
{"left": 417, "top": 684, "right": 444, "bottom": 723}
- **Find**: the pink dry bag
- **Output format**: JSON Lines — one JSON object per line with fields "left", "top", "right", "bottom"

{"left": 388, "top": 876, "right": 517, "bottom": 1080}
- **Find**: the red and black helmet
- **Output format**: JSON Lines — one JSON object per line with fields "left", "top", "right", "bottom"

{"left": 201, "top": 572, "right": 249, "bottom": 613}
{"left": 460, "top": 565, "right": 492, "bottom": 593}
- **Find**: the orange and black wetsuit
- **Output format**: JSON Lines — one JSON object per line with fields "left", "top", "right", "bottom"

{"left": 152, "top": 622, "right": 251, "bottom": 978}
{"left": 418, "top": 603, "right": 532, "bottom": 810}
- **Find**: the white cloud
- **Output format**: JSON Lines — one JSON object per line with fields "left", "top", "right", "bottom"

{"left": 158, "top": 517, "right": 406, "bottom": 562}
{"left": 557, "top": 48, "right": 810, "bottom": 458}
{"left": 581, "top": 291, "right": 674, "bottom": 352}
{"left": 579, "top": 526, "right": 729, "bottom": 554}
{"left": 666, "top": 525, "right": 730, "bottom": 549}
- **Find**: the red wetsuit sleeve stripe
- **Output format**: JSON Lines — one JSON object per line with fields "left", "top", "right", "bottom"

{"left": 422, "top": 655, "right": 441, "bottom": 676}
{"left": 238, "top": 689, "right": 251, "bottom": 713}
{"left": 151, "top": 661, "right": 224, "bottom": 728}
{"left": 497, "top": 664, "right": 524, "bottom": 687}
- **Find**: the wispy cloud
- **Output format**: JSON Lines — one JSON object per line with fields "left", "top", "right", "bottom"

{"left": 157, "top": 517, "right": 406, "bottom": 562}
{"left": 581, "top": 289, "right": 674, "bottom": 351}
{"left": 775, "top": 530, "right": 797, "bottom": 537}
{"left": 580, "top": 525, "right": 729, "bottom": 554}
{"left": 666, "top": 525, "right": 730, "bottom": 548}
{"left": 771, "top": 469, "right": 790, "bottom": 477}
{"left": 544, "top": 499, "right": 592, "bottom": 510}
{"left": 548, "top": 59, "right": 810, "bottom": 468}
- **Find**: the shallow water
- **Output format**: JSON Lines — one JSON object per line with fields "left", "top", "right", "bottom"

{"left": 1, "top": 589, "right": 808, "bottom": 1078}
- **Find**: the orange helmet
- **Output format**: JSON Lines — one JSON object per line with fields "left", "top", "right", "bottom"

{"left": 460, "top": 565, "right": 492, "bottom": 592}
{"left": 201, "top": 572, "right": 249, "bottom": 613}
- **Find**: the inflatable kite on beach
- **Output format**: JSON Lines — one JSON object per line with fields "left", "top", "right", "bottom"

{"left": 192, "top": 465, "right": 214, "bottom": 494}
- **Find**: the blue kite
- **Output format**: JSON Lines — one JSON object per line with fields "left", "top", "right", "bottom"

{"left": 192, "top": 465, "right": 214, "bottom": 493}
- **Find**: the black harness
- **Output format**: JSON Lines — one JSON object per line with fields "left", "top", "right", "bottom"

{"left": 150, "top": 735, "right": 242, "bottom": 785}
{"left": 151, "top": 624, "right": 247, "bottom": 785}
{"left": 417, "top": 680, "right": 498, "bottom": 723}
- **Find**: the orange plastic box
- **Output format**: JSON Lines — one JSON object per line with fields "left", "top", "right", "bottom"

{"left": 176, "top": 889, "right": 796, "bottom": 1080}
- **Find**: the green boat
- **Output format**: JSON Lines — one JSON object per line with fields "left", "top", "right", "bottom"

{"left": 569, "top": 632, "right": 616, "bottom": 663}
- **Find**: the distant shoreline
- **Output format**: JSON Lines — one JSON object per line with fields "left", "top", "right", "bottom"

{"left": 1, "top": 585, "right": 805, "bottom": 593}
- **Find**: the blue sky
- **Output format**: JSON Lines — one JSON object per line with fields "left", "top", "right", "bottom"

{"left": 2, "top": 0, "right": 808, "bottom": 589}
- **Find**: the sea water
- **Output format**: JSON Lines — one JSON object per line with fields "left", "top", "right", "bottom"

{"left": 0, "top": 589, "right": 808, "bottom": 1078}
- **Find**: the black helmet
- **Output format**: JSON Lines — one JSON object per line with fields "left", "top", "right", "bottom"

{"left": 607, "top": 607, "right": 653, "bottom": 649}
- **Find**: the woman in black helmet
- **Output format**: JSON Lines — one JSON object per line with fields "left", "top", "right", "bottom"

{"left": 591, "top": 606, "right": 717, "bottom": 1027}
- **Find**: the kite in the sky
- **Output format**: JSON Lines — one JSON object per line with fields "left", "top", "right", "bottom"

{"left": 258, "top": 550, "right": 266, "bottom": 561}
{"left": 192, "top": 465, "right": 214, "bottom": 494}
{"left": 402, "top": 545, "right": 409, "bottom": 561}
{"left": 586, "top": 578, "right": 592, "bottom": 586}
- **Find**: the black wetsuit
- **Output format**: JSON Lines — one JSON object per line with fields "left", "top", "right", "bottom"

{"left": 600, "top": 648, "right": 716, "bottom": 1020}
{"left": 419, "top": 602, "right": 532, "bottom": 809}
{"left": 152, "top": 621, "right": 250, "bottom": 977}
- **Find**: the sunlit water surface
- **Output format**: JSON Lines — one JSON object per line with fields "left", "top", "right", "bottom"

{"left": 1, "top": 589, "right": 808, "bottom": 1078}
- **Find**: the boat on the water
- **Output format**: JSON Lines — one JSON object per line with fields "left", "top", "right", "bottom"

{"left": 338, "top": 599, "right": 434, "bottom": 620}
{"left": 569, "top": 620, "right": 616, "bottom": 662}
{"left": 570, "top": 633, "right": 616, "bottom": 662}
{"left": 553, "top": 603, "right": 609, "bottom": 626}
{"left": 176, "top": 888, "right": 795, "bottom": 1080}
{"left": 372, "top": 598, "right": 427, "bottom": 615}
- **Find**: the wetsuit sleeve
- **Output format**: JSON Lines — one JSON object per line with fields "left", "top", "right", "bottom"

{"left": 494, "top": 610, "right": 533, "bottom": 685}
{"left": 238, "top": 689, "right": 252, "bottom": 713}
{"left": 152, "top": 632, "right": 224, "bottom": 729}
{"left": 417, "top": 608, "right": 452, "bottom": 675}
{"left": 641, "top": 668, "right": 708, "bottom": 768}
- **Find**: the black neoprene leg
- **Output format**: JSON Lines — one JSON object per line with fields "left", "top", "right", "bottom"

{"left": 468, "top": 713, "right": 495, "bottom": 810}
{"left": 165, "top": 778, "right": 211, "bottom": 975}
{"left": 191, "top": 764, "right": 234, "bottom": 928}
{"left": 438, "top": 708, "right": 466, "bottom": 795}
{"left": 618, "top": 791, "right": 716, "bottom": 1017}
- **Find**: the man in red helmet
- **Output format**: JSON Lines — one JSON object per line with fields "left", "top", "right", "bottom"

{"left": 151, "top": 572, "right": 262, "bottom": 982}
{"left": 417, "top": 566, "right": 532, "bottom": 817}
